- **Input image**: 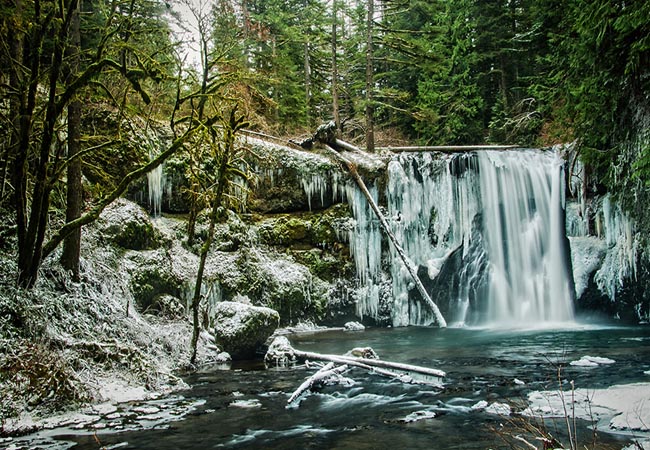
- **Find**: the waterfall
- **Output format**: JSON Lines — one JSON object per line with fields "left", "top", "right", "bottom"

{"left": 477, "top": 150, "right": 574, "bottom": 326}
{"left": 300, "top": 148, "right": 575, "bottom": 327}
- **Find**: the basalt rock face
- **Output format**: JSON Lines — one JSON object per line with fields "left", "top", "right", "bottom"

{"left": 213, "top": 300, "right": 280, "bottom": 360}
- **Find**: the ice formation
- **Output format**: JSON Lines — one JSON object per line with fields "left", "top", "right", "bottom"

{"left": 593, "top": 195, "right": 639, "bottom": 301}
{"left": 301, "top": 148, "right": 576, "bottom": 327}
{"left": 147, "top": 161, "right": 166, "bottom": 217}
{"left": 303, "top": 150, "right": 573, "bottom": 326}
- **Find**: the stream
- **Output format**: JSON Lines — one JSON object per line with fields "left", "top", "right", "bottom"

{"left": 11, "top": 324, "right": 650, "bottom": 449}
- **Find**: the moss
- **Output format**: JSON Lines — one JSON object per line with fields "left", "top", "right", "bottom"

{"left": 258, "top": 215, "right": 311, "bottom": 246}
{"left": 258, "top": 203, "right": 352, "bottom": 250}
{"left": 114, "top": 219, "right": 159, "bottom": 250}
{"left": 291, "top": 248, "right": 352, "bottom": 282}
{"left": 130, "top": 265, "right": 181, "bottom": 311}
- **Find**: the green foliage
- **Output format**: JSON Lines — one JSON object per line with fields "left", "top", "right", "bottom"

{"left": 544, "top": 0, "right": 650, "bottom": 221}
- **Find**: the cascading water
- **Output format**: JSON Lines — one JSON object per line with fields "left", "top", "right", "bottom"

{"left": 477, "top": 150, "right": 574, "bottom": 326}
{"left": 300, "top": 148, "right": 575, "bottom": 327}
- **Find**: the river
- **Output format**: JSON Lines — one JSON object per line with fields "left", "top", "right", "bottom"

{"left": 16, "top": 324, "right": 650, "bottom": 449}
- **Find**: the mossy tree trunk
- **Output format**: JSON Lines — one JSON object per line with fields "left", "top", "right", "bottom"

{"left": 61, "top": 0, "right": 82, "bottom": 281}
{"left": 190, "top": 108, "right": 250, "bottom": 364}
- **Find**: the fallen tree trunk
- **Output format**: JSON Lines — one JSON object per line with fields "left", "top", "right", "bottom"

{"left": 378, "top": 145, "right": 519, "bottom": 153}
{"left": 292, "top": 348, "right": 445, "bottom": 383}
{"left": 287, "top": 362, "right": 351, "bottom": 407}
{"left": 322, "top": 143, "right": 447, "bottom": 327}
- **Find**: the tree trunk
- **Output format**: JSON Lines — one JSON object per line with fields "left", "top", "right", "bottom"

{"left": 322, "top": 143, "right": 447, "bottom": 327}
{"left": 14, "top": 0, "right": 44, "bottom": 287}
{"left": 19, "top": 1, "right": 72, "bottom": 287}
{"left": 3, "top": 0, "right": 23, "bottom": 202}
{"left": 61, "top": 0, "right": 82, "bottom": 281}
{"left": 331, "top": 0, "right": 341, "bottom": 133}
{"left": 365, "top": 0, "right": 375, "bottom": 152}
{"left": 189, "top": 192, "right": 222, "bottom": 365}
{"left": 291, "top": 348, "right": 445, "bottom": 380}
{"left": 304, "top": 41, "right": 311, "bottom": 125}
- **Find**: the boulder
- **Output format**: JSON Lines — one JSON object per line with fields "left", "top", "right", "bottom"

{"left": 98, "top": 198, "right": 159, "bottom": 250}
{"left": 213, "top": 301, "right": 280, "bottom": 360}
{"left": 264, "top": 335, "right": 296, "bottom": 367}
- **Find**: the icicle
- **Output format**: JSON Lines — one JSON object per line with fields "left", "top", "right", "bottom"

{"left": 146, "top": 143, "right": 165, "bottom": 217}
{"left": 594, "top": 195, "right": 638, "bottom": 300}
{"left": 300, "top": 170, "right": 347, "bottom": 211}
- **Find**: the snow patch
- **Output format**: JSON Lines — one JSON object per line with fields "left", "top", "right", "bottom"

{"left": 524, "top": 382, "right": 650, "bottom": 434}
{"left": 398, "top": 410, "right": 437, "bottom": 423}
{"left": 569, "top": 355, "right": 616, "bottom": 367}
{"left": 229, "top": 399, "right": 262, "bottom": 409}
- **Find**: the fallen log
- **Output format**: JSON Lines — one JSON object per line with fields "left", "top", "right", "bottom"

{"left": 266, "top": 336, "right": 445, "bottom": 386}
{"left": 292, "top": 348, "right": 445, "bottom": 383}
{"left": 378, "top": 145, "right": 519, "bottom": 153}
{"left": 287, "top": 362, "right": 351, "bottom": 407}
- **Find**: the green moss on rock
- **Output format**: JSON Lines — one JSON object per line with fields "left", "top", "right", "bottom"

{"left": 98, "top": 199, "right": 160, "bottom": 250}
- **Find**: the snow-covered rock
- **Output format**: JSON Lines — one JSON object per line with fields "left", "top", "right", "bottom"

{"left": 214, "top": 300, "right": 280, "bottom": 360}
{"left": 398, "top": 410, "right": 437, "bottom": 423}
{"left": 484, "top": 402, "right": 511, "bottom": 416}
{"left": 524, "top": 382, "right": 650, "bottom": 434}
{"left": 97, "top": 198, "right": 159, "bottom": 250}
{"left": 570, "top": 355, "right": 616, "bottom": 367}
{"left": 470, "top": 400, "right": 511, "bottom": 416}
{"left": 264, "top": 335, "right": 296, "bottom": 367}
{"left": 344, "top": 321, "right": 365, "bottom": 331}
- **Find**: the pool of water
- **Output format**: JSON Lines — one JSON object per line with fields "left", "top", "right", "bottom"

{"left": 17, "top": 324, "right": 650, "bottom": 449}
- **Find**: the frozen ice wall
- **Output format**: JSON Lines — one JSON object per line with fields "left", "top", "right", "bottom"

{"left": 386, "top": 152, "right": 481, "bottom": 326}
{"left": 301, "top": 149, "right": 575, "bottom": 327}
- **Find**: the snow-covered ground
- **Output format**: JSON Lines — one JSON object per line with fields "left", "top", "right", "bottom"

{"left": 525, "top": 382, "right": 650, "bottom": 433}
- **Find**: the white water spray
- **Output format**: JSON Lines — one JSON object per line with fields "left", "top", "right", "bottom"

{"left": 477, "top": 150, "right": 574, "bottom": 326}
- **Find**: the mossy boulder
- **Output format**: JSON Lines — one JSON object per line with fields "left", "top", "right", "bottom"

{"left": 213, "top": 300, "right": 280, "bottom": 360}
{"left": 126, "top": 249, "right": 183, "bottom": 311}
{"left": 258, "top": 216, "right": 310, "bottom": 247}
{"left": 146, "top": 294, "right": 185, "bottom": 319}
{"left": 98, "top": 199, "right": 159, "bottom": 250}
{"left": 259, "top": 257, "right": 328, "bottom": 323}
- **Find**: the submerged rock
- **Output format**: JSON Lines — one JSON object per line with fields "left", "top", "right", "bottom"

{"left": 214, "top": 300, "right": 280, "bottom": 360}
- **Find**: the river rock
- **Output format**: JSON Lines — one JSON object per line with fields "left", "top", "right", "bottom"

{"left": 214, "top": 301, "right": 280, "bottom": 360}
{"left": 264, "top": 335, "right": 296, "bottom": 367}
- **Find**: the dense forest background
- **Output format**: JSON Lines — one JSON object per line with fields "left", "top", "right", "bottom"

{"left": 0, "top": 0, "right": 649, "bottom": 287}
